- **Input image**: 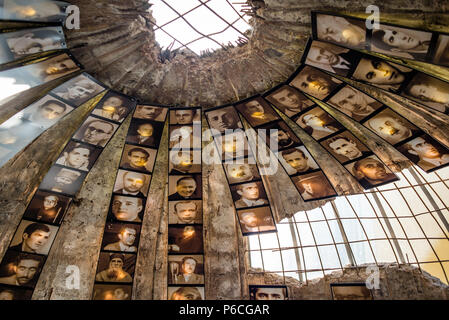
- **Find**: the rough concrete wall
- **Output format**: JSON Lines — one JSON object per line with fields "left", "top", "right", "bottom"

{"left": 249, "top": 263, "right": 449, "bottom": 300}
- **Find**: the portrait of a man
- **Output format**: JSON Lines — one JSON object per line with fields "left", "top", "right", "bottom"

{"left": 133, "top": 105, "right": 167, "bottom": 121}
{"left": 92, "top": 93, "right": 133, "bottom": 123}
{"left": 322, "top": 131, "right": 370, "bottom": 163}
{"left": 206, "top": 106, "right": 243, "bottom": 133}
{"left": 10, "top": 220, "right": 57, "bottom": 255}
{"left": 120, "top": 144, "right": 156, "bottom": 173}
{"left": 23, "top": 191, "right": 70, "bottom": 224}
{"left": 95, "top": 253, "right": 134, "bottom": 283}
{"left": 169, "top": 286, "right": 204, "bottom": 300}
{"left": 397, "top": 135, "right": 449, "bottom": 172}
{"left": 433, "top": 34, "right": 449, "bottom": 67}
{"left": 238, "top": 206, "right": 276, "bottom": 235}
{"left": 110, "top": 195, "right": 144, "bottom": 223}
{"left": 168, "top": 255, "right": 204, "bottom": 285}
{"left": 249, "top": 285, "right": 287, "bottom": 300}
{"left": 315, "top": 13, "right": 366, "bottom": 49}
{"left": 235, "top": 98, "right": 279, "bottom": 127}
{"left": 169, "top": 124, "right": 201, "bottom": 149}
{"left": 168, "top": 175, "right": 202, "bottom": 200}
{"left": 56, "top": 140, "right": 101, "bottom": 171}
{"left": 73, "top": 116, "right": 118, "bottom": 147}
{"left": 0, "top": 251, "right": 44, "bottom": 287}
{"left": 32, "top": 53, "right": 80, "bottom": 83}
{"left": 265, "top": 85, "right": 314, "bottom": 117}
{"left": 169, "top": 150, "right": 201, "bottom": 175}
{"left": 402, "top": 73, "right": 449, "bottom": 114}
{"left": 352, "top": 57, "right": 412, "bottom": 91}
{"left": 170, "top": 108, "right": 200, "bottom": 124}
{"left": 331, "top": 284, "right": 373, "bottom": 300}
{"left": 92, "top": 284, "right": 132, "bottom": 300}
{"left": 231, "top": 181, "right": 268, "bottom": 209}
{"left": 52, "top": 73, "right": 105, "bottom": 106}
{"left": 260, "top": 121, "right": 300, "bottom": 150}
{"left": 113, "top": 170, "right": 150, "bottom": 197}
{"left": 279, "top": 146, "right": 319, "bottom": 175}
{"left": 347, "top": 156, "right": 398, "bottom": 189}
{"left": 292, "top": 171, "right": 337, "bottom": 200}
{"left": 102, "top": 223, "right": 140, "bottom": 253}
{"left": 371, "top": 25, "right": 432, "bottom": 60}
{"left": 305, "top": 40, "right": 360, "bottom": 76}
{"left": 327, "top": 85, "right": 381, "bottom": 121}
{"left": 296, "top": 107, "right": 343, "bottom": 140}
{"left": 364, "top": 109, "right": 418, "bottom": 145}
{"left": 169, "top": 200, "right": 203, "bottom": 224}
{"left": 220, "top": 131, "right": 251, "bottom": 160}
{"left": 0, "top": 285, "right": 32, "bottom": 300}
{"left": 168, "top": 225, "right": 203, "bottom": 254}
{"left": 39, "top": 166, "right": 86, "bottom": 196}
{"left": 224, "top": 161, "right": 260, "bottom": 184}
{"left": 290, "top": 66, "right": 342, "bottom": 100}
{"left": 2, "top": 0, "right": 67, "bottom": 22}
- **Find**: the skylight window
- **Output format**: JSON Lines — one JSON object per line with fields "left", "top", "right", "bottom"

{"left": 149, "top": 0, "right": 252, "bottom": 56}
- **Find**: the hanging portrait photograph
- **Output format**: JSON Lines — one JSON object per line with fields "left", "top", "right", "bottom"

{"left": 168, "top": 200, "right": 203, "bottom": 225}
{"left": 237, "top": 206, "right": 276, "bottom": 235}
{"left": 73, "top": 116, "right": 119, "bottom": 148}
{"left": 249, "top": 285, "right": 288, "bottom": 300}
{"left": 314, "top": 12, "right": 367, "bottom": 49}
{"left": 0, "top": 0, "right": 69, "bottom": 22}
{"left": 170, "top": 108, "right": 201, "bottom": 125}
{"left": 0, "top": 26, "right": 66, "bottom": 64}
{"left": 0, "top": 250, "right": 45, "bottom": 288}
{"left": 370, "top": 24, "right": 433, "bottom": 61}
{"left": 113, "top": 169, "right": 151, "bottom": 197}
{"left": 224, "top": 158, "right": 261, "bottom": 184}
{"left": 235, "top": 97, "right": 279, "bottom": 127}
{"left": 277, "top": 146, "right": 319, "bottom": 176}
{"left": 133, "top": 105, "right": 168, "bottom": 122}
{"left": 291, "top": 171, "right": 337, "bottom": 201}
{"left": 295, "top": 106, "right": 344, "bottom": 141}
{"left": 101, "top": 222, "right": 141, "bottom": 253}
{"left": 95, "top": 252, "right": 135, "bottom": 283}
{"left": 219, "top": 130, "right": 252, "bottom": 161}
{"left": 205, "top": 106, "right": 243, "bottom": 134}
{"left": 56, "top": 140, "right": 102, "bottom": 172}
{"left": 433, "top": 34, "right": 449, "bottom": 67}
{"left": 397, "top": 134, "right": 449, "bottom": 172}
{"left": 168, "top": 174, "right": 202, "bottom": 201}
{"left": 265, "top": 85, "right": 315, "bottom": 117}
{"left": 92, "top": 92, "right": 135, "bottom": 123}
{"left": 363, "top": 108, "right": 420, "bottom": 145}
{"left": 321, "top": 130, "right": 371, "bottom": 164}
{"left": 258, "top": 120, "right": 301, "bottom": 150}
{"left": 168, "top": 286, "right": 204, "bottom": 300}
{"left": 400, "top": 72, "right": 449, "bottom": 114}
{"left": 23, "top": 190, "right": 71, "bottom": 224}
{"left": 169, "top": 124, "right": 201, "bottom": 149}
{"left": 230, "top": 181, "right": 268, "bottom": 209}
{"left": 289, "top": 65, "right": 342, "bottom": 100}
{"left": 168, "top": 255, "right": 204, "bottom": 285}
{"left": 169, "top": 149, "right": 202, "bottom": 175}
{"left": 326, "top": 84, "right": 382, "bottom": 121}
{"left": 351, "top": 56, "right": 413, "bottom": 92}
{"left": 330, "top": 283, "right": 373, "bottom": 300}
{"left": 119, "top": 144, "right": 157, "bottom": 174}
{"left": 9, "top": 219, "right": 58, "bottom": 255}
{"left": 39, "top": 165, "right": 87, "bottom": 196}
{"left": 109, "top": 195, "right": 145, "bottom": 223}
{"left": 168, "top": 225, "right": 204, "bottom": 254}
{"left": 51, "top": 73, "right": 106, "bottom": 107}
{"left": 0, "top": 284, "right": 33, "bottom": 300}
{"left": 127, "top": 119, "right": 164, "bottom": 149}
{"left": 304, "top": 40, "right": 360, "bottom": 76}
{"left": 345, "top": 155, "right": 398, "bottom": 189}
{"left": 92, "top": 283, "right": 132, "bottom": 300}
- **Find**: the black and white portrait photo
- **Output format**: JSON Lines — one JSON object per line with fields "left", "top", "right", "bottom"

{"left": 113, "top": 169, "right": 151, "bottom": 197}
{"left": 51, "top": 73, "right": 106, "bottom": 106}
{"left": 169, "top": 150, "right": 202, "bottom": 175}
{"left": 290, "top": 65, "right": 342, "bottom": 100}
{"left": 168, "top": 255, "right": 204, "bottom": 285}
{"left": 170, "top": 108, "right": 201, "bottom": 125}
{"left": 169, "top": 124, "right": 201, "bottom": 149}
{"left": 295, "top": 107, "right": 344, "bottom": 141}
{"left": 95, "top": 252, "right": 135, "bottom": 283}
{"left": 224, "top": 160, "right": 261, "bottom": 184}
{"left": 9, "top": 220, "right": 58, "bottom": 255}
{"left": 249, "top": 285, "right": 288, "bottom": 300}
{"left": 237, "top": 206, "right": 277, "bottom": 235}
{"left": 235, "top": 97, "right": 279, "bottom": 127}
{"left": 278, "top": 146, "right": 319, "bottom": 175}
{"left": 127, "top": 119, "right": 164, "bottom": 148}
{"left": 92, "top": 92, "right": 135, "bottom": 123}
{"left": 110, "top": 195, "right": 145, "bottom": 223}
{"left": 231, "top": 181, "right": 268, "bottom": 209}
{"left": 205, "top": 106, "right": 243, "bottom": 134}
{"left": 292, "top": 171, "right": 337, "bottom": 201}
{"left": 56, "top": 140, "right": 101, "bottom": 171}
{"left": 168, "top": 175, "right": 202, "bottom": 201}
{"left": 92, "top": 283, "right": 132, "bottom": 300}
{"left": 265, "top": 85, "right": 314, "bottom": 117}
{"left": 0, "top": 250, "right": 44, "bottom": 288}
{"left": 168, "top": 225, "right": 204, "bottom": 254}
{"left": 23, "top": 191, "right": 71, "bottom": 224}
{"left": 133, "top": 105, "right": 167, "bottom": 122}
{"left": 168, "top": 286, "right": 204, "bottom": 300}
{"left": 102, "top": 222, "right": 141, "bottom": 253}
{"left": 321, "top": 131, "right": 371, "bottom": 163}
{"left": 258, "top": 121, "right": 301, "bottom": 150}
{"left": 168, "top": 200, "right": 203, "bottom": 225}
{"left": 39, "top": 165, "right": 87, "bottom": 196}
{"left": 73, "top": 116, "right": 119, "bottom": 148}
{"left": 345, "top": 155, "right": 398, "bottom": 189}
{"left": 120, "top": 144, "right": 157, "bottom": 173}
{"left": 1, "top": 0, "right": 69, "bottom": 22}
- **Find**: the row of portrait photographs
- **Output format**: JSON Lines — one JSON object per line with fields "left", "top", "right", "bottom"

{"left": 303, "top": 38, "right": 449, "bottom": 115}
{"left": 0, "top": 52, "right": 81, "bottom": 95}
{"left": 249, "top": 285, "right": 288, "bottom": 300}
{"left": 0, "top": 0, "right": 69, "bottom": 23}
{"left": 312, "top": 11, "right": 449, "bottom": 69}
{"left": 0, "top": 26, "right": 66, "bottom": 65}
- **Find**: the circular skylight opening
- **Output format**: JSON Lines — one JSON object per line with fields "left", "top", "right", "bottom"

{"left": 149, "top": 0, "right": 252, "bottom": 56}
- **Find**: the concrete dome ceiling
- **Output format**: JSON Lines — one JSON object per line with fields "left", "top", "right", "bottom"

{"left": 65, "top": 0, "right": 449, "bottom": 107}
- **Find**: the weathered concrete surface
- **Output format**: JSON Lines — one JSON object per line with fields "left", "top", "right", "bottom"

{"left": 32, "top": 113, "right": 132, "bottom": 300}
{"left": 0, "top": 91, "right": 106, "bottom": 262}
{"left": 249, "top": 263, "right": 449, "bottom": 300}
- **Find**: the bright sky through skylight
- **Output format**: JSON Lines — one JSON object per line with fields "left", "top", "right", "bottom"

{"left": 149, "top": 0, "right": 252, "bottom": 55}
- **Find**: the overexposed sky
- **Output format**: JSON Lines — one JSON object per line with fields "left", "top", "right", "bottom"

{"left": 149, "top": 0, "right": 251, "bottom": 55}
